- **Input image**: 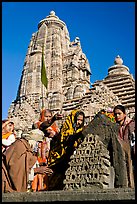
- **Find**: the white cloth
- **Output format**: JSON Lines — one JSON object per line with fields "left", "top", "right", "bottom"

{"left": 2, "top": 134, "right": 16, "bottom": 147}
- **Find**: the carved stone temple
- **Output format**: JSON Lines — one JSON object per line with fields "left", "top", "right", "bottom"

{"left": 8, "top": 11, "right": 135, "bottom": 133}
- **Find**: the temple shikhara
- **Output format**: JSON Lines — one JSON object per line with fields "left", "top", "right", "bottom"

{"left": 8, "top": 11, "right": 135, "bottom": 133}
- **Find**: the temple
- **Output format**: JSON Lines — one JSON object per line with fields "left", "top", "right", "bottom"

{"left": 7, "top": 11, "right": 135, "bottom": 132}
{"left": 3, "top": 11, "right": 135, "bottom": 200}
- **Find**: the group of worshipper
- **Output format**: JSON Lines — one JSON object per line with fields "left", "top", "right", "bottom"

{"left": 2, "top": 105, "right": 135, "bottom": 193}
{"left": 2, "top": 109, "right": 85, "bottom": 192}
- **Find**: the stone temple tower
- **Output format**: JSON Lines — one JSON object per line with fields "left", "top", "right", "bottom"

{"left": 8, "top": 11, "right": 134, "bottom": 132}
{"left": 92, "top": 55, "right": 135, "bottom": 118}
{"left": 16, "top": 10, "right": 91, "bottom": 111}
{"left": 8, "top": 11, "right": 91, "bottom": 130}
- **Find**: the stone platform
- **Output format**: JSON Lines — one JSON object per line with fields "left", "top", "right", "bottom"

{"left": 2, "top": 188, "right": 135, "bottom": 202}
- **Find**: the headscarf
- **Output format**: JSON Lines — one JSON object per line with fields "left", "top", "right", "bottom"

{"left": 34, "top": 109, "right": 52, "bottom": 128}
{"left": 22, "top": 129, "right": 44, "bottom": 142}
{"left": 60, "top": 109, "right": 85, "bottom": 146}
{"left": 35, "top": 109, "right": 59, "bottom": 134}
{"left": 39, "top": 109, "right": 52, "bottom": 122}
{"left": 2, "top": 120, "right": 15, "bottom": 139}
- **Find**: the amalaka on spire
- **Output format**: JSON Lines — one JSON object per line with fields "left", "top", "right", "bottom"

{"left": 114, "top": 55, "right": 123, "bottom": 65}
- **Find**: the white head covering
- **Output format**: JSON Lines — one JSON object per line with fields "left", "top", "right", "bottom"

{"left": 22, "top": 129, "right": 44, "bottom": 142}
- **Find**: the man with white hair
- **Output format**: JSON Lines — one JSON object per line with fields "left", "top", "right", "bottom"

{"left": 2, "top": 129, "right": 53, "bottom": 193}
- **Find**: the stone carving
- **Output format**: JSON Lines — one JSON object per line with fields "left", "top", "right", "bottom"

{"left": 63, "top": 112, "right": 134, "bottom": 190}
{"left": 82, "top": 112, "right": 133, "bottom": 188}
{"left": 64, "top": 133, "right": 114, "bottom": 190}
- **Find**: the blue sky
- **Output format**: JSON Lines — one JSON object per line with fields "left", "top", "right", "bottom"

{"left": 2, "top": 2, "right": 135, "bottom": 119}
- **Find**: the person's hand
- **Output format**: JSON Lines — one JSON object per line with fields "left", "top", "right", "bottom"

{"left": 39, "top": 121, "right": 51, "bottom": 131}
{"left": 55, "top": 113, "right": 63, "bottom": 120}
{"left": 47, "top": 127, "right": 56, "bottom": 138}
{"left": 34, "top": 166, "right": 53, "bottom": 175}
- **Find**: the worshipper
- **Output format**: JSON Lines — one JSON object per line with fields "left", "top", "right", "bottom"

{"left": 48, "top": 109, "right": 85, "bottom": 166}
{"left": 2, "top": 129, "right": 53, "bottom": 193}
{"left": 2, "top": 119, "right": 16, "bottom": 153}
{"left": 113, "top": 104, "right": 135, "bottom": 188}
{"left": 31, "top": 109, "right": 62, "bottom": 191}
{"left": 33, "top": 108, "right": 63, "bottom": 133}
{"left": 32, "top": 109, "right": 63, "bottom": 165}
{"left": 113, "top": 105, "right": 135, "bottom": 144}
{"left": 47, "top": 109, "right": 85, "bottom": 190}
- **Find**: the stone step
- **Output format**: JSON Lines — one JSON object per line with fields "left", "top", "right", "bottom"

{"left": 2, "top": 188, "right": 135, "bottom": 202}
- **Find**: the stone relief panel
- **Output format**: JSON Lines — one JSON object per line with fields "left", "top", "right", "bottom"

{"left": 64, "top": 133, "right": 114, "bottom": 190}
{"left": 73, "top": 85, "right": 84, "bottom": 99}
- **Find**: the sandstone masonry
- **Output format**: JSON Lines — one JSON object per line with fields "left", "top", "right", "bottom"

{"left": 7, "top": 11, "right": 135, "bottom": 133}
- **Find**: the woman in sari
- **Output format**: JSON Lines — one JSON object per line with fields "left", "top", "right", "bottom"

{"left": 113, "top": 105, "right": 135, "bottom": 188}
{"left": 47, "top": 109, "right": 85, "bottom": 190}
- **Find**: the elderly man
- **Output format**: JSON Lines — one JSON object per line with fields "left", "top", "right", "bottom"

{"left": 2, "top": 129, "right": 53, "bottom": 193}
